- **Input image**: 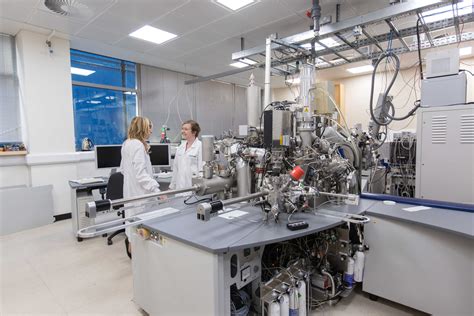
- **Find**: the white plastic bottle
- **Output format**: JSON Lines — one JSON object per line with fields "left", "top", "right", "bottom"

{"left": 280, "top": 293, "right": 289, "bottom": 316}
{"left": 289, "top": 287, "right": 299, "bottom": 316}
{"left": 269, "top": 300, "right": 281, "bottom": 316}
{"left": 354, "top": 245, "right": 365, "bottom": 282}
{"left": 343, "top": 257, "right": 355, "bottom": 288}
{"left": 298, "top": 280, "right": 306, "bottom": 316}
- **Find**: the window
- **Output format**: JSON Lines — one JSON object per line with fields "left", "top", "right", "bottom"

{"left": 71, "top": 50, "right": 137, "bottom": 151}
{"left": 0, "top": 34, "right": 21, "bottom": 142}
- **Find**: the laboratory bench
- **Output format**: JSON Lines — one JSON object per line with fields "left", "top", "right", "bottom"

{"left": 130, "top": 196, "right": 473, "bottom": 316}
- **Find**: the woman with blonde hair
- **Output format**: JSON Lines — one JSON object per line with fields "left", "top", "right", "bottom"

{"left": 120, "top": 116, "right": 160, "bottom": 258}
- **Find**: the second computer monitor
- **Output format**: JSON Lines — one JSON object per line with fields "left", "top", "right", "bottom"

{"left": 96, "top": 143, "right": 170, "bottom": 169}
{"left": 149, "top": 143, "right": 171, "bottom": 167}
{"left": 95, "top": 145, "right": 122, "bottom": 169}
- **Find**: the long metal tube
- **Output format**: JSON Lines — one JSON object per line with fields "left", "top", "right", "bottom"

{"left": 221, "top": 190, "right": 268, "bottom": 207}
{"left": 312, "top": 0, "right": 321, "bottom": 36}
{"left": 111, "top": 186, "right": 198, "bottom": 206}
{"left": 86, "top": 186, "right": 199, "bottom": 218}
{"left": 196, "top": 190, "right": 269, "bottom": 221}
{"left": 263, "top": 36, "right": 272, "bottom": 108}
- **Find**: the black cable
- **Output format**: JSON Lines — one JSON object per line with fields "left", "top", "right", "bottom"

{"left": 183, "top": 195, "right": 212, "bottom": 205}
{"left": 460, "top": 69, "right": 474, "bottom": 76}
{"left": 259, "top": 103, "right": 274, "bottom": 133}
{"left": 369, "top": 52, "right": 421, "bottom": 126}
{"left": 416, "top": 17, "right": 423, "bottom": 81}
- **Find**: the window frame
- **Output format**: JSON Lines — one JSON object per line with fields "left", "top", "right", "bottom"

{"left": 70, "top": 49, "right": 140, "bottom": 151}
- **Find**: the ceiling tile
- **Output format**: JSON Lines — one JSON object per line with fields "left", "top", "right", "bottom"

{"left": 86, "top": 12, "right": 144, "bottom": 37}
{"left": 151, "top": 0, "right": 232, "bottom": 36}
{"left": 180, "top": 26, "right": 226, "bottom": 48}
{"left": 75, "top": 26, "right": 125, "bottom": 45}
{"left": 107, "top": 0, "right": 189, "bottom": 24}
{"left": 0, "top": 1, "right": 37, "bottom": 20}
{"left": 114, "top": 36, "right": 166, "bottom": 53}
{"left": 198, "top": 0, "right": 293, "bottom": 38}
{"left": 158, "top": 36, "right": 205, "bottom": 53}
{"left": 28, "top": 9, "right": 85, "bottom": 34}
{"left": 278, "top": 0, "right": 312, "bottom": 14}
{"left": 146, "top": 45, "right": 183, "bottom": 59}
{"left": 241, "top": 14, "right": 307, "bottom": 43}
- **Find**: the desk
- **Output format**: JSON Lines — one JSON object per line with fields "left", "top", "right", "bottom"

{"left": 363, "top": 201, "right": 474, "bottom": 315}
{"left": 69, "top": 179, "right": 108, "bottom": 241}
{"left": 69, "top": 176, "right": 173, "bottom": 241}
{"left": 131, "top": 198, "right": 375, "bottom": 316}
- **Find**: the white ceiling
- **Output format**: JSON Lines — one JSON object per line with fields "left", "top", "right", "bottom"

{"left": 1, "top": 0, "right": 473, "bottom": 87}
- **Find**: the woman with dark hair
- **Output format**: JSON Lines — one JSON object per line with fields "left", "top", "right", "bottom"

{"left": 170, "top": 120, "right": 203, "bottom": 191}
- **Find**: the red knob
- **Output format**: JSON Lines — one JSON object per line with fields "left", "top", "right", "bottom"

{"left": 290, "top": 166, "right": 305, "bottom": 181}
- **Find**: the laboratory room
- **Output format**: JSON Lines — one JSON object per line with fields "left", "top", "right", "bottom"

{"left": 1, "top": 0, "right": 473, "bottom": 315}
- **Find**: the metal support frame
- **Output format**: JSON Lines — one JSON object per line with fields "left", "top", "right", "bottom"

{"left": 232, "top": 0, "right": 447, "bottom": 60}
{"left": 271, "top": 38, "right": 311, "bottom": 57}
{"left": 335, "top": 33, "right": 368, "bottom": 57}
{"left": 452, "top": 2, "right": 462, "bottom": 42}
{"left": 361, "top": 27, "right": 384, "bottom": 52}
{"left": 185, "top": 0, "right": 474, "bottom": 85}
{"left": 384, "top": 19, "right": 411, "bottom": 51}
{"left": 416, "top": 12, "right": 435, "bottom": 47}
{"left": 316, "top": 40, "right": 350, "bottom": 62}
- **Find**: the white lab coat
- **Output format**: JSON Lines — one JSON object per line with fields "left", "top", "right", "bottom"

{"left": 120, "top": 139, "right": 160, "bottom": 237}
{"left": 170, "top": 138, "right": 203, "bottom": 190}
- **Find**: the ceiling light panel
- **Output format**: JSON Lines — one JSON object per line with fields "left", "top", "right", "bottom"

{"left": 215, "top": 0, "right": 256, "bottom": 11}
{"left": 129, "top": 25, "right": 177, "bottom": 44}
{"left": 422, "top": 0, "right": 472, "bottom": 23}
{"left": 347, "top": 65, "right": 374, "bottom": 74}
{"left": 301, "top": 37, "right": 340, "bottom": 51}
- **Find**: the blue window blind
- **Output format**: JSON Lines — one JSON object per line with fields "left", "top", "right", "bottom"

{"left": 71, "top": 50, "right": 137, "bottom": 151}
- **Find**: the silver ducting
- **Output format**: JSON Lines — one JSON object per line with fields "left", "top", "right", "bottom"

{"left": 247, "top": 73, "right": 262, "bottom": 128}
{"left": 192, "top": 176, "right": 235, "bottom": 195}
{"left": 300, "top": 64, "right": 314, "bottom": 111}
{"left": 201, "top": 135, "right": 215, "bottom": 162}
{"left": 236, "top": 158, "right": 251, "bottom": 197}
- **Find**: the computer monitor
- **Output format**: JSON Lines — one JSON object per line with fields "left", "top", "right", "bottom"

{"left": 95, "top": 145, "right": 122, "bottom": 169}
{"left": 149, "top": 143, "right": 171, "bottom": 167}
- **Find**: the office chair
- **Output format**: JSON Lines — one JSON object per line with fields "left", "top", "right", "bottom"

{"left": 106, "top": 171, "right": 125, "bottom": 246}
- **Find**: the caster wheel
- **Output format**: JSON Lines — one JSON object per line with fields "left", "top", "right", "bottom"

{"left": 107, "top": 240, "right": 113, "bottom": 246}
{"left": 102, "top": 233, "right": 108, "bottom": 237}
{"left": 369, "top": 294, "right": 379, "bottom": 301}
{"left": 77, "top": 237, "right": 83, "bottom": 242}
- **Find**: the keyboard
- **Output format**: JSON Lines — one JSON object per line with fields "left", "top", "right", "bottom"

{"left": 74, "top": 178, "right": 105, "bottom": 185}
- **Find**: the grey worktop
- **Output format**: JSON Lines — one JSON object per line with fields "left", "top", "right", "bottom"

{"left": 68, "top": 176, "right": 170, "bottom": 189}
{"left": 68, "top": 178, "right": 108, "bottom": 189}
{"left": 365, "top": 200, "right": 474, "bottom": 239}
{"left": 142, "top": 197, "right": 376, "bottom": 254}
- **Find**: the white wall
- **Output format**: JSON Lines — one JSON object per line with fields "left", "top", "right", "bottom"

{"left": 272, "top": 57, "right": 474, "bottom": 134}
{"left": 0, "top": 30, "right": 99, "bottom": 215}
{"left": 140, "top": 65, "right": 247, "bottom": 142}
{"left": 16, "top": 30, "right": 75, "bottom": 153}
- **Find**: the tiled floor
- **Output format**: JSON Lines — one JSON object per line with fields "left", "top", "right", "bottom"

{"left": 1, "top": 220, "right": 425, "bottom": 315}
